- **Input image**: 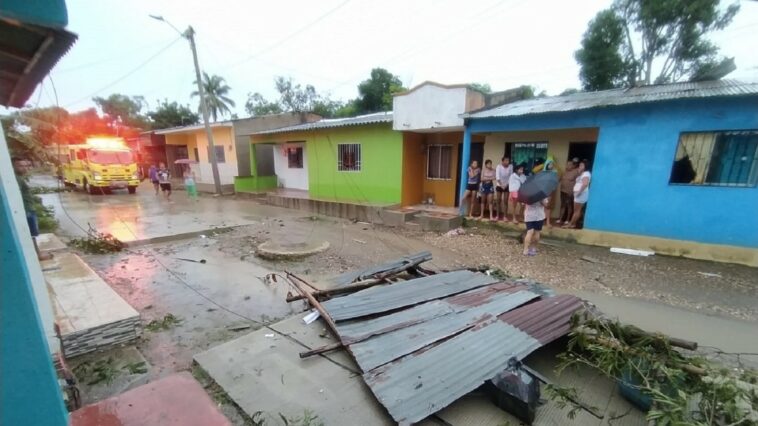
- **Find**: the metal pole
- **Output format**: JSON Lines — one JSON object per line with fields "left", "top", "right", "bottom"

{"left": 186, "top": 26, "right": 222, "bottom": 195}
{"left": 458, "top": 124, "right": 472, "bottom": 214}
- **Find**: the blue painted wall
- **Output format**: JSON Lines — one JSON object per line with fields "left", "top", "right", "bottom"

{"left": 467, "top": 96, "right": 758, "bottom": 248}
{"left": 1, "top": 184, "right": 68, "bottom": 424}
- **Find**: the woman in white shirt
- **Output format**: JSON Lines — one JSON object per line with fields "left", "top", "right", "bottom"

{"left": 565, "top": 159, "right": 591, "bottom": 229}
{"left": 507, "top": 164, "right": 525, "bottom": 223}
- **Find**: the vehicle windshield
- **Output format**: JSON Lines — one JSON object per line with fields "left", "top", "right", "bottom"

{"left": 87, "top": 149, "right": 133, "bottom": 165}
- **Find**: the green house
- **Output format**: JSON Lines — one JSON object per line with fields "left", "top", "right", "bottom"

{"left": 248, "top": 112, "right": 404, "bottom": 205}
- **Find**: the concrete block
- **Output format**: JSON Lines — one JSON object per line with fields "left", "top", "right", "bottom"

{"left": 381, "top": 208, "right": 418, "bottom": 227}
{"left": 404, "top": 221, "right": 422, "bottom": 232}
{"left": 416, "top": 213, "right": 463, "bottom": 233}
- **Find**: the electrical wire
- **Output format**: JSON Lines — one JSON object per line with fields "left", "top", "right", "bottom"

{"left": 64, "top": 36, "right": 184, "bottom": 108}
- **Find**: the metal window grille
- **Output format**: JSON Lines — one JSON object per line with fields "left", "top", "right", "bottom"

{"left": 669, "top": 130, "right": 758, "bottom": 187}
{"left": 511, "top": 142, "right": 548, "bottom": 174}
{"left": 337, "top": 143, "right": 361, "bottom": 171}
{"left": 287, "top": 147, "right": 303, "bottom": 168}
{"left": 427, "top": 145, "right": 452, "bottom": 179}
{"left": 208, "top": 145, "right": 225, "bottom": 163}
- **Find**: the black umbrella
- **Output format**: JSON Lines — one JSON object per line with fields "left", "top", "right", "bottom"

{"left": 517, "top": 172, "right": 559, "bottom": 204}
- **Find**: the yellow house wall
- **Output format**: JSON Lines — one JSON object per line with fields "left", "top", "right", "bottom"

{"left": 164, "top": 127, "right": 237, "bottom": 185}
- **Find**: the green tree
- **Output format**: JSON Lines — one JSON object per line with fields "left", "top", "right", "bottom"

{"left": 576, "top": 0, "right": 740, "bottom": 91}
{"left": 191, "top": 73, "right": 235, "bottom": 122}
{"left": 245, "top": 92, "right": 283, "bottom": 116}
{"left": 93, "top": 94, "right": 149, "bottom": 129}
{"left": 469, "top": 83, "right": 492, "bottom": 94}
{"left": 148, "top": 99, "right": 199, "bottom": 129}
{"left": 245, "top": 76, "right": 346, "bottom": 118}
{"left": 354, "top": 68, "right": 405, "bottom": 114}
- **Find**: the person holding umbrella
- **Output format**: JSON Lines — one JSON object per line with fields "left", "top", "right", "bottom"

{"left": 523, "top": 197, "right": 548, "bottom": 256}
{"left": 517, "top": 164, "right": 560, "bottom": 256}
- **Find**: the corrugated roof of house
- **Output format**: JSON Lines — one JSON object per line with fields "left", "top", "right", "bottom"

{"left": 253, "top": 111, "right": 393, "bottom": 135}
{"left": 153, "top": 121, "right": 233, "bottom": 135}
{"left": 463, "top": 79, "right": 758, "bottom": 119}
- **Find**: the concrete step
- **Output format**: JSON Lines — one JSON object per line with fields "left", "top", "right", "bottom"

{"left": 404, "top": 221, "right": 422, "bottom": 231}
{"left": 416, "top": 212, "right": 463, "bottom": 233}
{"left": 381, "top": 208, "right": 419, "bottom": 227}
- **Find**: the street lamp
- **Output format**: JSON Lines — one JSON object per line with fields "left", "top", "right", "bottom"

{"left": 150, "top": 15, "right": 222, "bottom": 195}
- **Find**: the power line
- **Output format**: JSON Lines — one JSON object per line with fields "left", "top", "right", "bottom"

{"left": 64, "top": 36, "right": 183, "bottom": 108}
{"left": 226, "top": 0, "right": 353, "bottom": 71}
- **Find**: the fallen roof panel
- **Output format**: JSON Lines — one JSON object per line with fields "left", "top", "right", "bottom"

{"left": 321, "top": 270, "right": 498, "bottom": 321}
{"left": 330, "top": 251, "right": 432, "bottom": 286}
{"left": 349, "top": 289, "right": 539, "bottom": 372}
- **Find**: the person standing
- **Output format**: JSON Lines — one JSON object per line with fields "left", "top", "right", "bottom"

{"left": 478, "top": 159, "right": 497, "bottom": 220}
{"left": 523, "top": 198, "right": 548, "bottom": 256}
{"left": 508, "top": 164, "right": 525, "bottom": 223}
{"left": 463, "top": 160, "right": 481, "bottom": 218}
{"left": 148, "top": 163, "right": 159, "bottom": 195}
{"left": 157, "top": 162, "right": 172, "bottom": 200}
{"left": 566, "top": 159, "right": 591, "bottom": 229}
{"left": 558, "top": 158, "right": 579, "bottom": 225}
{"left": 495, "top": 156, "right": 512, "bottom": 221}
{"left": 542, "top": 159, "right": 558, "bottom": 228}
{"left": 183, "top": 167, "right": 198, "bottom": 201}
{"left": 12, "top": 157, "right": 52, "bottom": 261}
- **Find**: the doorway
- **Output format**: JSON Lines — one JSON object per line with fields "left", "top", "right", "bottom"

{"left": 568, "top": 142, "right": 597, "bottom": 165}
{"left": 454, "top": 142, "right": 483, "bottom": 206}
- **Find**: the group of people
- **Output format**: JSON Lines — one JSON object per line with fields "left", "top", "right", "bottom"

{"left": 147, "top": 162, "right": 198, "bottom": 201}
{"left": 462, "top": 156, "right": 592, "bottom": 256}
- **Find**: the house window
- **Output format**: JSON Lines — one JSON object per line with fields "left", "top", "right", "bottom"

{"left": 427, "top": 145, "right": 453, "bottom": 179}
{"left": 510, "top": 142, "right": 548, "bottom": 175}
{"left": 208, "top": 145, "right": 225, "bottom": 163}
{"left": 287, "top": 147, "right": 303, "bottom": 168}
{"left": 669, "top": 131, "right": 758, "bottom": 187}
{"left": 337, "top": 143, "right": 361, "bottom": 171}
{"left": 193, "top": 148, "right": 199, "bottom": 162}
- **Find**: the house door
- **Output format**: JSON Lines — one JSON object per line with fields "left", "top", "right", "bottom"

{"left": 568, "top": 142, "right": 596, "bottom": 165}
{"left": 454, "top": 142, "right": 484, "bottom": 206}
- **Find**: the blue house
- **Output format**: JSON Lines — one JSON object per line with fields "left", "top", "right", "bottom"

{"left": 459, "top": 80, "right": 758, "bottom": 266}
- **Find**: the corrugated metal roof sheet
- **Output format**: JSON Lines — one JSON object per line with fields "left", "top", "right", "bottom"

{"left": 331, "top": 251, "right": 432, "bottom": 286}
{"left": 463, "top": 79, "right": 758, "bottom": 119}
{"left": 153, "top": 121, "right": 233, "bottom": 135}
{"left": 349, "top": 289, "right": 539, "bottom": 372}
{"left": 253, "top": 111, "right": 393, "bottom": 135}
{"left": 321, "top": 270, "right": 498, "bottom": 321}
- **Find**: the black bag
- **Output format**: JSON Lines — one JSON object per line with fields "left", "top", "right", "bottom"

{"left": 484, "top": 357, "right": 541, "bottom": 424}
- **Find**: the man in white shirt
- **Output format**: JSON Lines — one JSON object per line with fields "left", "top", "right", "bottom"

{"left": 495, "top": 156, "right": 512, "bottom": 221}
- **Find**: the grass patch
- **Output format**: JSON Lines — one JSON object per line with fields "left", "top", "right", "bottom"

{"left": 144, "top": 313, "right": 182, "bottom": 332}
{"left": 73, "top": 358, "right": 150, "bottom": 386}
{"left": 30, "top": 186, "right": 63, "bottom": 194}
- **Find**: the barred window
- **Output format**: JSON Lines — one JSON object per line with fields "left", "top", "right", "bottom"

{"left": 337, "top": 143, "right": 361, "bottom": 171}
{"left": 287, "top": 147, "right": 303, "bottom": 168}
{"left": 208, "top": 145, "right": 226, "bottom": 163}
{"left": 427, "top": 145, "right": 452, "bottom": 179}
{"left": 669, "top": 131, "right": 758, "bottom": 187}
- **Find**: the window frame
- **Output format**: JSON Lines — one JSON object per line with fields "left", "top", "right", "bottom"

{"left": 287, "top": 146, "right": 304, "bottom": 169}
{"left": 668, "top": 130, "right": 758, "bottom": 188}
{"left": 337, "top": 143, "right": 361, "bottom": 172}
{"left": 208, "top": 145, "right": 226, "bottom": 163}
{"left": 509, "top": 141, "right": 548, "bottom": 176}
{"left": 426, "top": 144, "right": 453, "bottom": 180}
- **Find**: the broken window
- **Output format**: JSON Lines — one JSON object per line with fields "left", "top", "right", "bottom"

{"left": 427, "top": 145, "right": 452, "bottom": 179}
{"left": 669, "top": 131, "right": 758, "bottom": 186}
{"left": 287, "top": 147, "right": 303, "bottom": 168}
{"left": 338, "top": 143, "right": 361, "bottom": 171}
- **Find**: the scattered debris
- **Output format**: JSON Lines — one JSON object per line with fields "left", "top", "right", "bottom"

{"left": 302, "top": 310, "right": 320, "bottom": 325}
{"left": 144, "top": 313, "right": 182, "bottom": 332}
{"left": 73, "top": 358, "right": 146, "bottom": 385}
{"left": 581, "top": 255, "right": 607, "bottom": 265}
{"left": 330, "top": 251, "right": 433, "bottom": 287}
{"left": 69, "top": 225, "right": 125, "bottom": 254}
{"left": 697, "top": 271, "right": 722, "bottom": 278}
{"left": 227, "top": 324, "right": 252, "bottom": 332}
{"left": 610, "top": 247, "right": 655, "bottom": 257}
{"left": 122, "top": 361, "right": 148, "bottom": 375}
{"left": 445, "top": 227, "right": 466, "bottom": 237}
{"left": 352, "top": 238, "right": 366, "bottom": 244}
{"left": 175, "top": 257, "right": 207, "bottom": 264}
{"left": 264, "top": 333, "right": 275, "bottom": 338}
{"left": 284, "top": 254, "right": 586, "bottom": 425}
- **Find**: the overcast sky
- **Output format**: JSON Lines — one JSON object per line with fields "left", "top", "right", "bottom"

{"left": 21, "top": 0, "right": 758, "bottom": 116}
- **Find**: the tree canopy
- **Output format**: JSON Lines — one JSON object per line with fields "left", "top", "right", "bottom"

{"left": 93, "top": 94, "right": 149, "bottom": 129}
{"left": 355, "top": 68, "right": 405, "bottom": 113}
{"left": 148, "top": 99, "right": 199, "bottom": 130}
{"left": 575, "top": 0, "right": 740, "bottom": 91}
{"left": 191, "top": 73, "right": 235, "bottom": 122}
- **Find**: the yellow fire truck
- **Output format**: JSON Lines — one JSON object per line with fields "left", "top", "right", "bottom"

{"left": 62, "top": 137, "right": 140, "bottom": 194}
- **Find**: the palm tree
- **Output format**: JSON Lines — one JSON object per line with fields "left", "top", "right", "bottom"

{"left": 191, "top": 73, "right": 235, "bottom": 122}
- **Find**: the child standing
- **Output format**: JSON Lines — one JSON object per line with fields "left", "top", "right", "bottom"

{"left": 157, "top": 162, "right": 172, "bottom": 200}
{"left": 523, "top": 198, "right": 548, "bottom": 256}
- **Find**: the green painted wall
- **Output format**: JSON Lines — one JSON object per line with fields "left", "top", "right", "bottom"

{"left": 234, "top": 176, "right": 277, "bottom": 192}
{"left": 306, "top": 124, "right": 402, "bottom": 204}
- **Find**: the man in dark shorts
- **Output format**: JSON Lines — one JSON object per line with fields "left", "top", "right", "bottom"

{"left": 148, "top": 163, "right": 159, "bottom": 195}
{"left": 522, "top": 197, "right": 548, "bottom": 256}
{"left": 12, "top": 157, "right": 53, "bottom": 261}
{"left": 157, "top": 162, "right": 172, "bottom": 199}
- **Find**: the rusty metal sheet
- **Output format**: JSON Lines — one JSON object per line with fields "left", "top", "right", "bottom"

{"left": 349, "top": 289, "right": 539, "bottom": 372}
{"left": 322, "top": 270, "right": 498, "bottom": 321}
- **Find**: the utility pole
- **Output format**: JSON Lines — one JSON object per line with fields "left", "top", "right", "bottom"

{"left": 151, "top": 16, "right": 222, "bottom": 195}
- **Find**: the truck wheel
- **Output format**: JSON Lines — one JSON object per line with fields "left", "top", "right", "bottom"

{"left": 128, "top": 186, "right": 137, "bottom": 194}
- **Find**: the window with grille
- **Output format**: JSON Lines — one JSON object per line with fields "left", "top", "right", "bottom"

{"left": 427, "top": 145, "right": 452, "bottom": 179}
{"left": 510, "top": 142, "right": 548, "bottom": 175}
{"left": 337, "top": 143, "right": 361, "bottom": 171}
{"left": 287, "top": 147, "right": 303, "bottom": 168}
{"left": 669, "top": 131, "right": 758, "bottom": 187}
{"left": 208, "top": 145, "right": 225, "bottom": 163}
